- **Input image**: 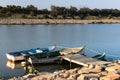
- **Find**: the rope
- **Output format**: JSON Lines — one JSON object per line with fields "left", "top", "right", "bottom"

{"left": 107, "top": 54, "right": 120, "bottom": 58}
{"left": 56, "top": 46, "right": 70, "bottom": 49}
{"left": 86, "top": 47, "right": 102, "bottom": 54}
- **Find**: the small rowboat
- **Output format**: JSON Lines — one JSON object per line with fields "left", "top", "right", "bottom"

{"left": 28, "top": 46, "right": 85, "bottom": 64}
{"left": 6, "top": 45, "right": 56, "bottom": 61}
{"left": 92, "top": 52, "right": 106, "bottom": 60}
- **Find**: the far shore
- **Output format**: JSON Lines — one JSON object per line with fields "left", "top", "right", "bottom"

{"left": 0, "top": 19, "right": 120, "bottom": 25}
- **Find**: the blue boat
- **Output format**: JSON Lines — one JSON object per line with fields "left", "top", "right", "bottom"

{"left": 6, "top": 45, "right": 56, "bottom": 61}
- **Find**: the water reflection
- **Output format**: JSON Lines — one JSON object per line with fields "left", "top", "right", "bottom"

{"left": 6, "top": 60, "right": 24, "bottom": 69}
{"left": 6, "top": 60, "right": 35, "bottom": 74}
{"left": 6, "top": 60, "right": 65, "bottom": 75}
{"left": 6, "top": 60, "right": 80, "bottom": 76}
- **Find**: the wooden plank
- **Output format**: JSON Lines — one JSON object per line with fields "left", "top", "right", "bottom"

{"left": 63, "top": 57, "right": 88, "bottom": 66}
{"left": 61, "top": 54, "right": 110, "bottom": 67}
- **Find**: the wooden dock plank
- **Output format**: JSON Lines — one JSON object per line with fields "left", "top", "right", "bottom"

{"left": 61, "top": 54, "right": 110, "bottom": 67}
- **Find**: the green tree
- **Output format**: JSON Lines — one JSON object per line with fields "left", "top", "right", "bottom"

{"left": 26, "top": 5, "right": 37, "bottom": 16}
{"left": 69, "top": 6, "right": 78, "bottom": 15}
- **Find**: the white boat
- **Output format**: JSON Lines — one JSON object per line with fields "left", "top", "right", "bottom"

{"left": 6, "top": 45, "right": 56, "bottom": 61}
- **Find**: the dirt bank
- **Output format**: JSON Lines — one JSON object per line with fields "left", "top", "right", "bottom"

{"left": 9, "top": 60, "right": 120, "bottom": 80}
{"left": 0, "top": 19, "right": 120, "bottom": 25}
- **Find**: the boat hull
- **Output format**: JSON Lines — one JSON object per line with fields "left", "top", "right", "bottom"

{"left": 60, "top": 46, "right": 85, "bottom": 55}
{"left": 6, "top": 53, "right": 25, "bottom": 61}
{"left": 28, "top": 57, "right": 59, "bottom": 64}
{"left": 92, "top": 53, "right": 106, "bottom": 60}
{"left": 28, "top": 46, "right": 85, "bottom": 64}
{"left": 6, "top": 45, "right": 56, "bottom": 61}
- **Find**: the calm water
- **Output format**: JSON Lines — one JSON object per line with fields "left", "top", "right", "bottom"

{"left": 1, "top": 24, "right": 120, "bottom": 78}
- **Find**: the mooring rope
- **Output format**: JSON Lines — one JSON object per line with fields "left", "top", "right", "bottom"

{"left": 56, "top": 46, "right": 70, "bottom": 49}
{"left": 85, "top": 47, "right": 102, "bottom": 54}
{"left": 106, "top": 54, "right": 120, "bottom": 59}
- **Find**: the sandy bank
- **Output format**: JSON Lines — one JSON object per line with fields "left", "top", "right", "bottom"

{"left": 9, "top": 60, "right": 120, "bottom": 80}
{"left": 0, "top": 19, "right": 120, "bottom": 25}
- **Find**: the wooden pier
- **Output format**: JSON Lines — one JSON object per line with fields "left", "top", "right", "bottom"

{"left": 61, "top": 54, "right": 111, "bottom": 67}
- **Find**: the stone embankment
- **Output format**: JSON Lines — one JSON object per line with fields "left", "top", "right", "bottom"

{"left": 10, "top": 60, "right": 120, "bottom": 80}
{"left": 0, "top": 19, "right": 120, "bottom": 25}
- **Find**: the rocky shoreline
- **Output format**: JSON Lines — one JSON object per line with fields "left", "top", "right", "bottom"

{"left": 0, "top": 19, "right": 120, "bottom": 25}
{"left": 9, "top": 60, "right": 120, "bottom": 80}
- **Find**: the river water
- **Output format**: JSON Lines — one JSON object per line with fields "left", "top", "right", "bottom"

{"left": 0, "top": 24, "right": 120, "bottom": 78}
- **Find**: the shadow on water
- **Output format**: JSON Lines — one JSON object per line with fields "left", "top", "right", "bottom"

{"left": 31, "top": 60, "right": 82, "bottom": 73}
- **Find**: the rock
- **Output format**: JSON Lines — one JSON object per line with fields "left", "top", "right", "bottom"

{"left": 88, "top": 77, "right": 99, "bottom": 80}
{"left": 77, "top": 73, "right": 100, "bottom": 80}
{"left": 105, "top": 64, "right": 120, "bottom": 72}
{"left": 88, "top": 64, "right": 95, "bottom": 69}
{"left": 106, "top": 71, "right": 120, "bottom": 80}
{"left": 29, "top": 73, "right": 55, "bottom": 80}
{"left": 107, "top": 63, "right": 119, "bottom": 67}
{"left": 67, "top": 69, "right": 73, "bottom": 74}
{"left": 99, "top": 76, "right": 109, "bottom": 80}
{"left": 89, "top": 68, "right": 101, "bottom": 73}
{"left": 117, "top": 60, "right": 120, "bottom": 64}
{"left": 95, "top": 65, "right": 103, "bottom": 69}
{"left": 67, "top": 68, "right": 79, "bottom": 74}
{"left": 54, "top": 78, "right": 66, "bottom": 80}
{"left": 77, "top": 68, "right": 90, "bottom": 74}
{"left": 100, "top": 71, "right": 108, "bottom": 76}
{"left": 72, "top": 68, "right": 80, "bottom": 74}
{"left": 65, "top": 73, "right": 79, "bottom": 80}
{"left": 112, "top": 60, "right": 120, "bottom": 64}
{"left": 105, "top": 67, "right": 115, "bottom": 71}
{"left": 9, "top": 77, "right": 18, "bottom": 80}
{"left": 77, "top": 74, "right": 85, "bottom": 80}
{"left": 116, "top": 69, "right": 120, "bottom": 74}
{"left": 39, "top": 77, "right": 48, "bottom": 80}
{"left": 71, "top": 74, "right": 80, "bottom": 80}
{"left": 59, "top": 73, "right": 70, "bottom": 78}
{"left": 22, "top": 73, "right": 35, "bottom": 79}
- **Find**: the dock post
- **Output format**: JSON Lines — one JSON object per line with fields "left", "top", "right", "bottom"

{"left": 22, "top": 53, "right": 30, "bottom": 74}
{"left": 70, "top": 58, "right": 72, "bottom": 69}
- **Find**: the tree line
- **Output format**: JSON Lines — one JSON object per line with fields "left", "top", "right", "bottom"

{"left": 0, "top": 5, "right": 120, "bottom": 19}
